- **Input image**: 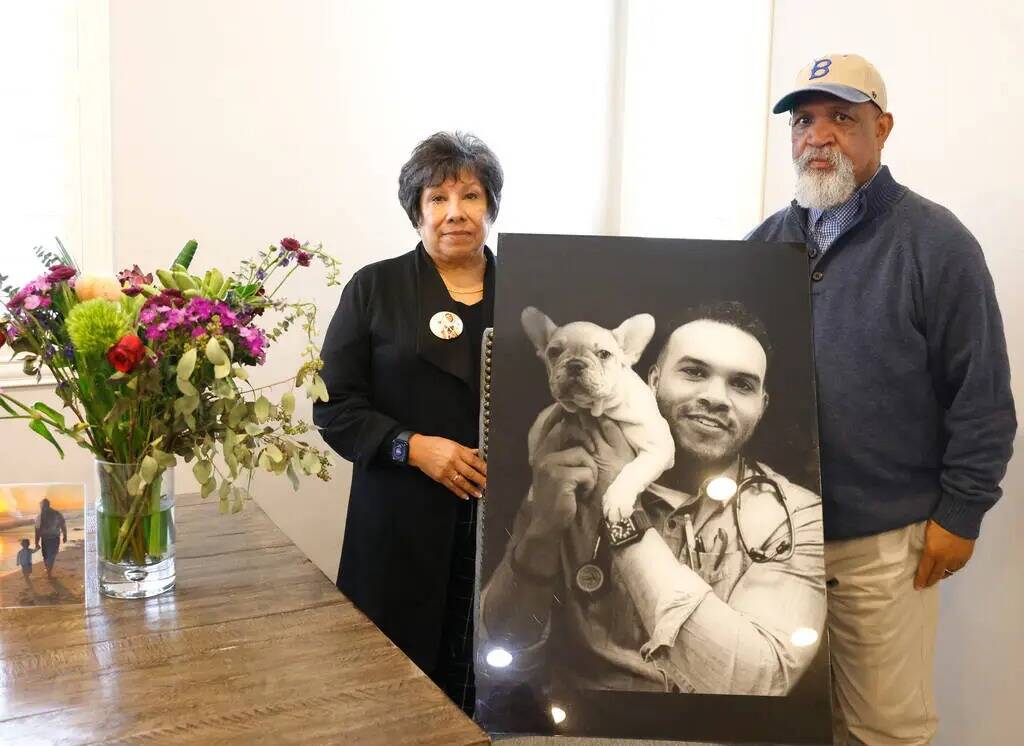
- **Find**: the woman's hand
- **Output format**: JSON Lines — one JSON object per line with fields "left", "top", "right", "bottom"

{"left": 408, "top": 434, "right": 487, "bottom": 500}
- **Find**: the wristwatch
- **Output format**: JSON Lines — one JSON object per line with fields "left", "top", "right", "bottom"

{"left": 606, "top": 508, "right": 654, "bottom": 548}
{"left": 390, "top": 431, "right": 414, "bottom": 465}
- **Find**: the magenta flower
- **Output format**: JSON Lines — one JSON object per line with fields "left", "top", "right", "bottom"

{"left": 296, "top": 251, "right": 312, "bottom": 267}
{"left": 46, "top": 265, "right": 77, "bottom": 283}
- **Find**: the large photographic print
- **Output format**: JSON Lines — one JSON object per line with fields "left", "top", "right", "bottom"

{"left": 475, "top": 234, "right": 832, "bottom": 744}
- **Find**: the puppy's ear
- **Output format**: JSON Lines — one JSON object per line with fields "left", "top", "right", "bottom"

{"left": 521, "top": 306, "right": 557, "bottom": 355}
{"left": 613, "top": 313, "right": 655, "bottom": 366}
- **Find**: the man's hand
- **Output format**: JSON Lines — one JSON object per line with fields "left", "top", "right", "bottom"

{"left": 578, "top": 414, "right": 637, "bottom": 502}
{"left": 527, "top": 446, "right": 597, "bottom": 538}
{"left": 408, "top": 435, "right": 486, "bottom": 500}
{"left": 914, "top": 519, "right": 975, "bottom": 589}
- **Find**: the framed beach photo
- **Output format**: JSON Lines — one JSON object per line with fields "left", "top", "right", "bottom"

{"left": 0, "top": 483, "right": 86, "bottom": 608}
{"left": 475, "top": 234, "right": 832, "bottom": 744}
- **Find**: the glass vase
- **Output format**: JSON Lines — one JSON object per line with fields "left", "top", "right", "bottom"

{"left": 94, "top": 459, "right": 176, "bottom": 599}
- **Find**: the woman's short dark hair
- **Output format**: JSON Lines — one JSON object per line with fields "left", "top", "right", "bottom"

{"left": 398, "top": 131, "right": 503, "bottom": 228}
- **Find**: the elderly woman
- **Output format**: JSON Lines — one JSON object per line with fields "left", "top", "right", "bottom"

{"left": 313, "top": 131, "right": 501, "bottom": 714}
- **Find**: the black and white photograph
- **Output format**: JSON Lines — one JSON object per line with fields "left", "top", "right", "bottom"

{"left": 475, "top": 234, "right": 833, "bottom": 744}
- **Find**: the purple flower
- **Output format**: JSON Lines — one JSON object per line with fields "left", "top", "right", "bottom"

{"left": 139, "top": 307, "right": 159, "bottom": 324}
{"left": 237, "top": 325, "right": 267, "bottom": 363}
{"left": 186, "top": 297, "right": 215, "bottom": 323}
{"left": 190, "top": 327, "right": 205, "bottom": 339}
{"left": 46, "top": 265, "right": 77, "bottom": 283}
{"left": 116, "top": 264, "right": 153, "bottom": 296}
{"left": 22, "top": 295, "right": 48, "bottom": 311}
{"left": 256, "top": 270, "right": 266, "bottom": 281}
{"left": 166, "top": 308, "right": 187, "bottom": 327}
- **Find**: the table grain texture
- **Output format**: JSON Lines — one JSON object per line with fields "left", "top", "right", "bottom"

{"left": 0, "top": 491, "right": 489, "bottom": 746}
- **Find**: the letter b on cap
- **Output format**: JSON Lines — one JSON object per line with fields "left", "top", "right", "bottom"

{"left": 809, "top": 58, "right": 832, "bottom": 80}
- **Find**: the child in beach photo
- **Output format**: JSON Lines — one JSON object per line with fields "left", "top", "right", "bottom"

{"left": 0, "top": 484, "right": 85, "bottom": 607}
{"left": 16, "top": 539, "right": 37, "bottom": 585}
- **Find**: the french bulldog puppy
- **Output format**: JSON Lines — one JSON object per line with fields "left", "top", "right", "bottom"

{"left": 522, "top": 306, "right": 675, "bottom": 523}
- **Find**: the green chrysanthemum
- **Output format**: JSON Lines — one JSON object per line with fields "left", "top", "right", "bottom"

{"left": 66, "top": 298, "right": 131, "bottom": 357}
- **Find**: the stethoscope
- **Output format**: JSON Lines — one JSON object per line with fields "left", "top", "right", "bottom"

{"left": 709, "top": 456, "right": 796, "bottom": 564}
{"left": 574, "top": 456, "right": 798, "bottom": 598}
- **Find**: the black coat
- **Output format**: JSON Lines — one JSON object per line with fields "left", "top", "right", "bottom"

{"left": 313, "top": 243, "right": 495, "bottom": 674}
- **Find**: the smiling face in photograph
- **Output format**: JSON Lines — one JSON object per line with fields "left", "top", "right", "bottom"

{"left": 417, "top": 171, "right": 490, "bottom": 263}
{"left": 650, "top": 320, "right": 768, "bottom": 466}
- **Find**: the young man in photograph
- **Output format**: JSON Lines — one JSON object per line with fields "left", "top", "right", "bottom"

{"left": 481, "top": 301, "right": 827, "bottom": 696}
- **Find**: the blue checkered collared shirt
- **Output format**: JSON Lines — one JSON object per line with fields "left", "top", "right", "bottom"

{"left": 807, "top": 167, "right": 880, "bottom": 253}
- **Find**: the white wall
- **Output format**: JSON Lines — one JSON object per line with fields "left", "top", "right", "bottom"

{"left": 619, "top": 0, "right": 773, "bottom": 239}
{"left": 766, "top": 3, "right": 1024, "bottom": 744}
{"left": 0, "top": 0, "right": 620, "bottom": 580}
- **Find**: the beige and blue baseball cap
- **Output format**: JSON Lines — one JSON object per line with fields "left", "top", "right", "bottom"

{"left": 773, "top": 53, "right": 887, "bottom": 114}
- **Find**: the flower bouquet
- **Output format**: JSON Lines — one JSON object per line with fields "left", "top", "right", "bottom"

{"left": 0, "top": 238, "right": 339, "bottom": 598}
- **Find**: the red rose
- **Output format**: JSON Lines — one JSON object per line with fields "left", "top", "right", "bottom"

{"left": 280, "top": 237, "right": 301, "bottom": 252}
{"left": 106, "top": 334, "right": 146, "bottom": 373}
{"left": 0, "top": 326, "right": 7, "bottom": 348}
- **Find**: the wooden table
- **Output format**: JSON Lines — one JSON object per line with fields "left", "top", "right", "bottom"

{"left": 0, "top": 491, "right": 489, "bottom": 745}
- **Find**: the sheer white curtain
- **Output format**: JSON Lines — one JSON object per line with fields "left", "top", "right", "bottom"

{"left": 0, "top": 0, "right": 110, "bottom": 387}
{"left": 0, "top": 3, "right": 76, "bottom": 291}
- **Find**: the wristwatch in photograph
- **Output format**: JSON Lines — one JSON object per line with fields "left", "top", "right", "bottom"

{"left": 390, "top": 430, "right": 414, "bottom": 465}
{"left": 606, "top": 508, "right": 654, "bottom": 549}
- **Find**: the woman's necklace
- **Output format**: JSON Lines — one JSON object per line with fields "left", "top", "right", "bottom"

{"left": 443, "top": 281, "right": 484, "bottom": 295}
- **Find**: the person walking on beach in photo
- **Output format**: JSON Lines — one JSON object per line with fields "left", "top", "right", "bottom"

{"left": 34, "top": 499, "right": 67, "bottom": 580}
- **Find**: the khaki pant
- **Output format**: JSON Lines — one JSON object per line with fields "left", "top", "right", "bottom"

{"left": 825, "top": 522, "right": 940, "bottom": 746}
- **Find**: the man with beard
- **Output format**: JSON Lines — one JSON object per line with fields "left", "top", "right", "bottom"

{"left": 747, "top": 54, "right": 1015, "bottom": 745}
{"left": 480, "top": 301, "right": 826, "bottom": 696}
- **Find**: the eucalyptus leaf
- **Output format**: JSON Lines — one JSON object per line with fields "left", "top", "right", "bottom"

{"left": 228, "top": 402, "right": 247, "bottom": 428}
{"left": 265, "top": 443, "right": 284, "bottom": 463}
{"left": 280, "top": 391, "right": 295, "bottom": 417}
{"left": 127, "top": 473, "right": 145, "bottom": 496}
{"left": 177, "top": 347, "right": 197, "bottom": 379}
{"left": 286, "top": 462, "right": 300, "bottom": 490}
{"left": 140, "top": 455, "right": 159, "bottom": 484}
{"left": 193, "top": 459, "right": 213, "bottom": 484}
{"left": 205, "top": 337, "right": 229, "bottom": 366}
{"left": 201, "top": 477, "right": 217, "bottom": 498}
{"left": 311, "top": 374, "right": 329, "bottom": 402}
{"left": 254, "top": 396, "right": 270, "bottom": 423}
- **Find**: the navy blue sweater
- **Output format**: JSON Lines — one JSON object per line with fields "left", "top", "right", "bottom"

{"left": 749, "top": 166, "right": 1015, "bottom": 540}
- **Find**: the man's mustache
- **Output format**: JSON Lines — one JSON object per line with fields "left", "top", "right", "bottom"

{"left": 795, "top": 146, "right": 845, "bottom": 173}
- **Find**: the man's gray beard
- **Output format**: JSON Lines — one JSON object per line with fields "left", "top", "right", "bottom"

{"left": 793, "top": 147, "right": 857, "bottom": 210}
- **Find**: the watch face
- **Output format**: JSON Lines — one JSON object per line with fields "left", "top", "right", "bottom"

{"left": 392, "top": 441, "right": 407, "bottom": 463}
{"left": 575, "top": 563, "right": 605, "bottom": 594}
{"left": 607, "top": 516, "right": 638, "bottom": 546}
